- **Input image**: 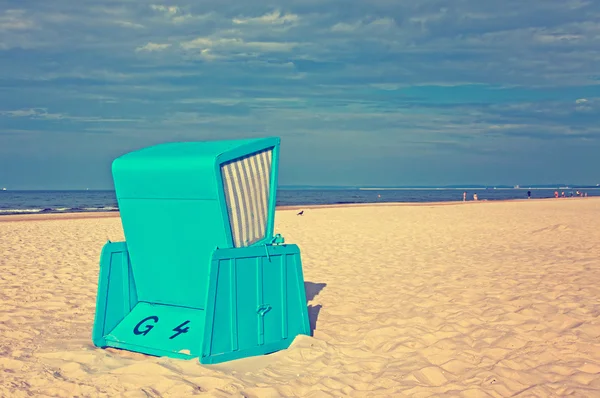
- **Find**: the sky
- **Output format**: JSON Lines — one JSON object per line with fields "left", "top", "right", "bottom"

{"left": 1, "top": 0, "right": 599, "bottom": 189}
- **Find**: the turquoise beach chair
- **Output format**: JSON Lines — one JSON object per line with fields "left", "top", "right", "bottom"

{"left": 92, "top": 137, "right": 310, "bottom": 364}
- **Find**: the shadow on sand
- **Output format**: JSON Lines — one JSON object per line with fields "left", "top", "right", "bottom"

{"left": 305, "top": 282, "right": 326, "bottom": 336}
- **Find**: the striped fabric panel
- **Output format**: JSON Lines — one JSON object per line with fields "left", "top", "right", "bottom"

{"left": 221, "top": 148, "right": 273, "bottom": 247}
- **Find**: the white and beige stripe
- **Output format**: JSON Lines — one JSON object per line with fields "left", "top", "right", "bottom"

{"left": 221, "top": 148, "right": 273, "bottom": 247}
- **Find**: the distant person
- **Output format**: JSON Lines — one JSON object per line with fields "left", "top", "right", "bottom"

{"left": 473, "top": 193, "right": 478, "bottom": 201}
{"left": 554, "top": 191, "right": 559, "bottom": 198}
{"left": 527, "top": 190, "right": 531, "bottom": 199}
{"left": 585, "top": 192, "right": 588, "bottom": 197}
{"left": 562, "top": 191, "right": 565, "bottom": 197}
{"left": 463, "top": 191, "right": 467, "bottom": 202}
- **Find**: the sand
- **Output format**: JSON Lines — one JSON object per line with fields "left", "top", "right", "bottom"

{"left": 1, "top": 198, "right": 600, "bottom": 397}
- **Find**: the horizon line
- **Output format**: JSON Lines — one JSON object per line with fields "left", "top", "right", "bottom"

{"left": 2, "top": 184, "right": 600, "bottom": 191}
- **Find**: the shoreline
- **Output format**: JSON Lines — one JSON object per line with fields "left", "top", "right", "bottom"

{"left": 1, "top": 196, "right": 597, "bottom": 222}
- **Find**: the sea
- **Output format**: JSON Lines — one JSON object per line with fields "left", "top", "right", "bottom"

{"left": 1, "top": 188, "right": 599, "bottom": 216}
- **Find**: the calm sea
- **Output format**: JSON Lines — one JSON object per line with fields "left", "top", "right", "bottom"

{"left": 0, "top": 188, "right": 598, "bottom": 216}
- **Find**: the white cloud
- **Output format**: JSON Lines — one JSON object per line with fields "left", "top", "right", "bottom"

{"left": 135, "top": 42, "right": 171, "bottom": 52}
{"left": 409, "top": 9, "right": 451, "bottom": 27}
{"left": 160, "top": 111, "right": 227, "bottom": 125}
{"left": 0, "top": 108, "right": 136, "bottom": 122}
{"left": 0, "top": 9, "right": 34, "bottom": 30}
{"left": 488, "top": 123, "right": 530, "bottom": 129}
{"left": 233, "top": 11, "right": 299, "bottom": 25}
{"left": 575, "top": 98, "right": 598, "bottom": 112}
{"left": 247, "top": 41, "right": 296, "bottom": 51}
{"left": 149, "top": 4, "right": 201, "bottom": 24}
{"left": 177, "top": 98, "right": 242, "bottom": 105}
{"left": 172, "top": 15, "right": 194, "bottom": 24}
{"left": 150, "top": 5, "right": 180, "bottom": 16}
{"left": 330, "top": 21, "right": 361, "bottom": 33}
{"left": 369, "top": 83, "right": 403, "bottom": 91}
{"left": 187, "top": 48, "right": 220, "bottom": 61}
{"left": 180, "top": 36, "right": 297, "bottom": 57}
{"left": 1, "top": 108, "right": 64, "bottom": 120}
{"left": 535, "top": 33, "right": 582, "bottom": 43}
{"left": 113, "top": 20, "right": 144, "bottom": 29}
{"left": 180, "top": 37, "right": 234, "bottom": 50}
{"left": 331, "top": 18, "right": 395, "bottom": 33}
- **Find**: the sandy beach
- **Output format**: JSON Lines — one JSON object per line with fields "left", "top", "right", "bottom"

{"left": 2, "top": 198, "right": 600, "bottom": 397}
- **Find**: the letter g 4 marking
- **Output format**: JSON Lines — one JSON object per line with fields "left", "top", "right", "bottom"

{"left": 133, "top": 316, "right": 159, "bottom": 336}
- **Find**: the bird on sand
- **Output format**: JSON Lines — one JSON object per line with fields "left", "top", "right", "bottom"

{"left": 297, "top": 210, "right": 304, "bottom": 216}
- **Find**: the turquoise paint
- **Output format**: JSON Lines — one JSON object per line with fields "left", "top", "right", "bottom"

{"left": 92, "top": 137, "right": 310, "bottom": 364}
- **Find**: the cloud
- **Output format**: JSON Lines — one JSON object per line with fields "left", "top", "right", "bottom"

{"left": 1, "top": 108, "right": 64, "bottom": 120}
{"left": 1, "top": 0, "right": 600, "bottom": 187}
{"left": 3, "top": 1, "right": 598, "bottom": 86}
{"left": 149, "top": 4, "right": 201, "bottom": 24}
{"left": 150, "top": 5, "right": 180, "bottom": 16}
{"left": 180, "top": 36, "right": 298, "bottom": 58}
{"left": 1, "top": 108, "right": 137, "bottom": 123}
{"left": 113, "top": 20, "right": 145, "bottom": 29}
{"left": 574, "top": 97, "right": 598, "bottom": 113}
{"left": 0, "top": 9, "right": 34, "bottom": 30}
{"left": 233, "top": 11, "right": 299, "bottom": 25}
{"left": 135, "top": 42, "right": 171, "bottom": 52}
{"left": 331, "top": 17, "right": 396, "bottom": 33}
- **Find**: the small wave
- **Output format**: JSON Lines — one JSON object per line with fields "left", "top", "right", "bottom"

{"left": 0, "top": 208, "right": 43, "bottom": 214}
{"left": 0, "top": 206, "right": 119, "bottom": 216}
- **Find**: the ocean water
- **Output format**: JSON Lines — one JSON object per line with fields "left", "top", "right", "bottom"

{"left": 0, "top": 188, "right": 598, "bottom": 216}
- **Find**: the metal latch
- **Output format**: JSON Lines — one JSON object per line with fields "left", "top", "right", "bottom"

{"left": 257, "top": 304, "right": 272, "bottom": 317}
{"left": 269, "top": 234, "right": 285, "bottom": 245}
{"left": 265, "top": 234, "right": 285, "bottom": 261}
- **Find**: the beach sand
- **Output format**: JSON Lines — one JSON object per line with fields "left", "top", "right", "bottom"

{"left": 2, "top": 198, "right": 600, "bottom": 397}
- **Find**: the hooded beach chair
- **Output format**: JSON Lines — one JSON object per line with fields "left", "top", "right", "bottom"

{"left": 92, "top": 137, "right": 310, "bottom": 364}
